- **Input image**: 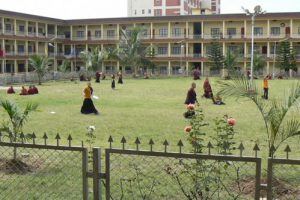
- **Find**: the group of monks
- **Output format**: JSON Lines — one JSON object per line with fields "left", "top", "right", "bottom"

{"left": 7, "top": 85, "right": 39, "bottom": 95}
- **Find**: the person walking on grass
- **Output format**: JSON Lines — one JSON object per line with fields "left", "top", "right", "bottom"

{"left": 263, "top": 77, "right": 269, "bottom": 100}
{"left": 184, "top": 82, "right": 199, "bottom": 105}
{"left": 81, "top": 82, "right": 99, "bottom": 115}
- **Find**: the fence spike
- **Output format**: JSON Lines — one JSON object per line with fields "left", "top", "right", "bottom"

{"left": 284, "top": 145, "right": 291, "bottom": 159}
{"left": 207, "top": 142, "right": 213, "bottom": 155}
{"left": 121, "top": 136, "right": 126, "bottom": 150}
{"left": 55, "top": 133, "right": 61, "bottom": 146}
{"left": 108, "top": 136, "right": 113, "bottom": 149}
{"left": 177, "top": 140, "right": 183, "bottom": 153}
{"left": 43, "top": 132, "right": 48, "bottom": 146}
{"left": 238, "top": 143, "right": 245, "bottom": 157}
{"left": 163, "top": 140, "right": 169, "bottom": 153}
{"left": 253, "top": 143, "right": 260, "bottom": 158}
{"left": 149, "top": 139, "right": 154, "bottom": 152}
{"left": 32, "top": 132, "right": 36, "bottom": 145}
{"left": 20, "top": 132, "right": 25, "bottom": 144}
{"left": 135, "top": 137, "right": 141, "bottom": 151}
{"left": 270, "top": 145, "right": 276, "bottom": 158}
{"left": 67, "top": 134, "right": 72, "bottom": 147}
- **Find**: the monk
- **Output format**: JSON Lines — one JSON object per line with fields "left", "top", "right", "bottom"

{"left": 7, "top": 86, "right": 15, "bottom": 94}
{"left": 263, "top": 77, "right": 269, "bottom": 100}
{"left": 81, "top": 82, "right": 99, "bottom": 115}
{"left": 19, "top": 86, "right": 28, "bottom": 95}
{"left": 203, "top": 78, "right": 212, "bottom": 98}
{"left": 184, "top": 82, "right": 199, "bottom": 105}
{"left": 28, "top": 86, "right": 35, "bottom": 95}
{"left": 32, "top": 85, "right": 39, "bottom": 94}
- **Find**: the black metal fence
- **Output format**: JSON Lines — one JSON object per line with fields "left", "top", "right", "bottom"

{"left": 0, "top": 134, "right": 300, "bottom": 200}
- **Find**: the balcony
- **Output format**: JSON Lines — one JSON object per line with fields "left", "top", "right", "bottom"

{"left": 188, "top": 34, "right": 202, "bottom": 39}
{"left": 90, "top": 36, "right": 102, "bottom": 41}
{"left": 38, "top": 33, "right": 46, "bottom": 38}
{"left": 153, "top": 34, "right": 168, "bottom": 39}
{"left": 28, "top": 32, "right": 36, "bottom": 37}
{"left": 57, "top": 34, "right": 66, "bottom": 39}
{"left": 170, "top": 34, "right": 185, "bottom": 39}
{"left": 16, "top": 52, "right": 26, "bottom": 56}
{"left": 188, "top": 53, "right": 202, "bottom": 58}
{"left": 102, "top": 35, "right": 118, "bottom": 40}
{"left": 4, "top": 30, "right": 14, "bottom": 35}
{"left": 155, "top": 54, "right": 169, "bottom": 58}
{"left": 16, "top": 31, "right": 26, "bottom": 36}
{"left": 72, "top": 36, "right": 86, "bottom": 41}
{"left": 291, "top": 33, "right": 300, "bottom": 38}
{"left": 140, "top": 35, "right": 151, "bottom": 40}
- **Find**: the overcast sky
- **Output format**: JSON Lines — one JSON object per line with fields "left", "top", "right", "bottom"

{"left": 0, "top": 0, "right": 299, "bottom": 19}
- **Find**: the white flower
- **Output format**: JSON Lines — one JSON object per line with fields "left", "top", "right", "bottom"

{"left": 87, "top": 125, "right": 96, "bottom": 131}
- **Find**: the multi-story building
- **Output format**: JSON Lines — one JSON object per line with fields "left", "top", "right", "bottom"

{"left": 0, "top": 9, "right": 300, "bottom": 80}
{"left": 128, "top": 0, "right": 220, "bottom": 17}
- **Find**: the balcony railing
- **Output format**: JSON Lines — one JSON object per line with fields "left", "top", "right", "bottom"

{"left": 102, "top": 35, "right": 118, "bottom": 40}
{"left": 153, "top": 34, "right": 168, "bottom": 39}
{"left": 4, "top": 30, "right": 14, "bottom": 35}
{"left": 170, "top": 34, "right": 185, "bottom": 39}
{"left": 28, "top": 32, "right": 36, "bottom": 37}
{"left": 57, "top": 34, "right": 66, "bottom": 39}
{"left": 72, "top": 36, "right": 86, "bottom": 41}
{"left": 38, "top": 33, "right": 46, "bottom": 38}
{"left": 155, "top": 54, "right": 169, "bottom": 58}
{"left": 90, "top": 36, "right": 102, "bottom": 40}
{"left": 16, "top": 31, "right": 26, "bottom": 36}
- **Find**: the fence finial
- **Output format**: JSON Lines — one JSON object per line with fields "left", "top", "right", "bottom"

{"left": 55, "top": 133, "right": 61, "bottom": 146}
{"left": 135, "top": 137, "right": 141, "bottom": 151}
{"left": 108, "top": 136, "right": 113, "bottom": 149}
{"left": 32, "top": 132, "right": 36, "bottom": 145}
{"left": 149, "top": 139, "right": 154, "bottom": 152}
{"left": 163, "top": 140, "right": 169, "bottom": 153}
{"left": 67, "top": 134, "right": 72, "bottom": 147}
{"left": 207, "top": 142, "right": 213, "bottom": 155}
{"left": 238, "top": 143, "right": 245, "bottom": 157}
{"left": 43, "top": 132, "right": 48, "bottom": 146}
{"left": 177, "top": 140, "right": 183, "bottom": 153}
{"left": 253, "top": 143, "right": 260, "bottom": 158}
{"left": 284, "top": 145, "right": 291, "bottom": 159}
{"left": 121, "top": 136, "right": 126, "bottom": 150}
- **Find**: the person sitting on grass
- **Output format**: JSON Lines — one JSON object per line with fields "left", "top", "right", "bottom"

{"left": 211, "top": 93, "right": 225, "bottom": 105}
{"left": 203, "top": 77, "right": 213, "bottom": 98}
{"left": 7, "top": 86, "right": 15, "bottom": 94}
{"left": 19, "top": 86, "right": 28, "bottom": 95}
{"left": 27, "top": 85, "right": 35, "bottom": 95}
{"left": 32, "top": 85, "right": 39, "bottom": 94}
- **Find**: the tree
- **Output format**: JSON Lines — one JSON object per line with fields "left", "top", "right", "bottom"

{"left": 277, "top": 40, "right": 297, "bottom": 76}
{"left": 80, "top": 47, "right": 107, "bottom": 72}
{"left": 29, "top": 55, "right": 52, "bottom": 85}
{"left": 253, "top": 51, "right": 266, "bottom": 76}
{"left": 207, "top": 40, "right": 224, "bottom": 71}
{"left": 223, "top": 50, "right": 237, "bottom": 78}
{"left": 118, "top": 26, "right": 153, "bottom": 76}
{"left": 217, "top": 77, "right": 300, "bottom": 157}
{"left": 0, "top": 99, "right": 38, "bottom": 159}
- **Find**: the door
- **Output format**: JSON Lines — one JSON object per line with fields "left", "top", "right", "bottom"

{"left": 241, "top": 27, "right": 245, "bottom": 38}
{"left": 285, "top": 27, "right": 291, "bottom": 36}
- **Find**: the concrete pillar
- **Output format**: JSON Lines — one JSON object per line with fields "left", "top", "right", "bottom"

{"left": 1, "top": 18, "right": 4, "bottom": 34}
{"left": 267, "top": 20, "right": 270, "bottom": 37}
{"left": 101, "top": 24, "right": 103, "bottom": 39}
{"left": 14, "top": 60, "right": 17, "bottom": 73}
{"left": 168, "top": 43, "right": 171, "bottom": 57}
{"left": 222, "top": 20, "right": 225, "bottom": 38}
{"left": 35, "top": 22, "right": 38, "bottom": 37}
{"left": 70, "top": 25, "right": 73, "bottom": 40}
{"left": 86, "top": 25, "right": 88, "bottom": 40}
{"left": 168, "top": 22, "right": 171, "bottom": 38}
{"left": 14, "top": 19, "right": 17, "bottom": 35}
{"left": 201, "top": 21, "right": 204, "bottom": 39}
{"left": 117, "top": 24, "right": 120, "bottom": 40}
{"left": 150, "top": 23, "right": 153, "bottom": 39}
{"left": 25, "top": 21, "right": 28, "bottom": 36}
{"left": 45, "top": 23, "right": 48, "bottom": 37}
{"left": 168, "top": 61, "right": 171, "bottom": 76}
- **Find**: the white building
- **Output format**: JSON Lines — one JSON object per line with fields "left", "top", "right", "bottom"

{"left": 127, "top": 0, "right": 221, "bottom": 17}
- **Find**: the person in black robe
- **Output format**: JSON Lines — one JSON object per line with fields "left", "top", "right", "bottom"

{"left": 81, "top": 82, "right": 99, "bottom": 115}
{"left": 111, "top": 74, "right": 115, "bottom": 89}
{"left": 184, "top": 82, "right": 199, "bottom": 105}
{"left": 117, "top": 71, "right": 123, "bottom": 84}
{"left": 95, "top": 71, "right": 101, "bottom": 83}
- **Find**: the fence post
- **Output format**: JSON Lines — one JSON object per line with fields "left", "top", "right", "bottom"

{"left": 93, "top": 148, "right": 102, "bottom": 200}
{"left": 255, "top": 158, "right": 261, "bottom": 200}
{"left": 82, "top": 148, "right": 89, "bottom": 200}
{"left": 105, "top": 150, "right": 110, "bottom": 200}
{"left": 267, "top": 158, "right": 273, "bottom": 200}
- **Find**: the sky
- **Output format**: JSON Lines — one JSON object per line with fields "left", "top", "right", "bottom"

{"left": 0, "top": 0, "right": 299, "bottom": 19}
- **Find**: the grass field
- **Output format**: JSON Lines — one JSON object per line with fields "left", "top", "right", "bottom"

{"left": 0, "top": 77, "right": 300, "bottom": 158}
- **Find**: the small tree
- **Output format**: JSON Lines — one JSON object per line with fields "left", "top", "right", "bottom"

{"left": 277, "top": 40, "right": 297, "bottom": 76}
{"left": 224, "top": 50, "right": 237, "bottom": 78}
{"left": 29, "top": 55, "right": 52, "bottom": 85}
{"left": 0, "top": 99, "right": 38, "bottom": 159}
{"left": 208, "top": 40, "right": 224, "bottom": 71}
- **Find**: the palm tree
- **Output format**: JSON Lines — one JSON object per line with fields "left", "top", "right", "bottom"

{"left": 29, "top": 54, "right": 52, "bottom": 85}
{"left": 217, "top": 77, "right": 300, "bottom": 157}
{"left": 118, "top": 26, "right": 153, "bottom": 77}
{"left": 0, "top": 99, "right": 38, "bottom": 159}
{"left": 80, "top": 47, "right": 107, "bottom": 77}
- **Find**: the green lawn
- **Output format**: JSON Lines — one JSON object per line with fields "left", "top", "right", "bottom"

{"left": 0, "top": 77, "right": 299, "bottom": 158}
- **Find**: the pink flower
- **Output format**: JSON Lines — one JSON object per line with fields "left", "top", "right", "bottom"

{"left": 187, "top": 104, "right": 195, "bottom": 111}
{"left": 227, "top": 118, "right": 236, "bottom": 126}
{"left": 184, "top": 126, "right": 192, "bottom": 133}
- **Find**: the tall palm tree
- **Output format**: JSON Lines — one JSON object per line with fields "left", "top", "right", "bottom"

{"left": 118, "top": 26, "right": 153, "bottom": 76}
{"left": 217, "top": 77, "right": 300, "bottom": 157}
{"left": 0, "top": 99, "right": 38, "bottom": 159}
{"left": 29, "top": 54, "right": 52, "bottom": 85}
{"left": 80, "top": 47, "right": 107, "bottom": 72}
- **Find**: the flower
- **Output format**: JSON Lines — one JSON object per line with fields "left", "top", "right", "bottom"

{"left": 87, "top": 125, "right": 96, "bottom": 131}
{"left": 184, "top": 126, "right": 192, "bottom": 133}
{"left": 187, "top": 104, "right": 195, "bottom": 111}
{"left": 227, "top": 118, "right": 236, "bottom": 126}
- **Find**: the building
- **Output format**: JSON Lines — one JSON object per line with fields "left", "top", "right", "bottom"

{"left": 127, "top": 0, "right": 220, "bottom": 17}
{"left": 0, "top": 9, "right": 300, "bottom": 81}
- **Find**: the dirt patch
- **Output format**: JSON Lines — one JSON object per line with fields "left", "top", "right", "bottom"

{"left": 0, "top": 158, "right": 45, "bottom": 174}
{"left": 231, "top": 177, "right": 300, "bottom": 198}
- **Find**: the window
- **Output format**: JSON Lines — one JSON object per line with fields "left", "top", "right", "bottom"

{"left": 172, "top": 46, "right": 181, "bottom": 54}
{"left": 159, "top": 28, "right": 168, "bottom": 37}
{"left": 227, "top": 28, "right": 236, "bottom": 37}
{"left": 5, "top": 24, "right": 12, "bottom": 32}
{"left": 154, "top": 9, "right": 162, "bottom": 16}
{"left": 28, "top": 46, "right": 33, "bottom": 53}
{"left": 211, "top": 28, "right": 220, "bottom": 37}
{"left": 254, "top": 27, "right": 263, "bottom": 36}
{"left": 148, "top": 9, "right": 151, "bottom": 14}
{"left": 77, "top": 31, "right": 84, "bottom": 38}
{"left": 158, "top": 47, "right": 168, "bottom": 55}
{"left": 28, "top": 26, "right": 34, "bottom": 33}
{"left": 19, "top": 25, "right": 25, "bottom": 32}
{"left": 107, "top": 30, "right": 115, "bottom": 38}
{"left": 154, "top": 0, "right": 162, "bottom": 6}
{"left": 17, "top": 45, "right": 25, "bottom": 53}
{"left": 271, "top": 27, "right": 280, "bottom": 36}
{"left": 134, "top": 10, "right": 137, "bottom": 15}
{"left": 172, "top": 28, "right": 181, "bottom": 36}
{"left": 95, "top": 30, "right": 101, "bottom": 38}
{"left": 142, "top": 9, "right": 145, "bottom": 14}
